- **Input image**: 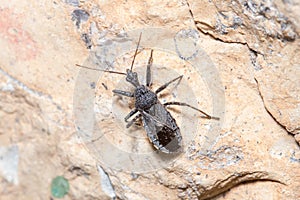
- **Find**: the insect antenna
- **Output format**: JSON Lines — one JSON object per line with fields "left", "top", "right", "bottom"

{"left": 130, "top": 32, "right": 142, "bottom": 71}
{"left": 76, "top": 64, "right": 126, "bottom": 75}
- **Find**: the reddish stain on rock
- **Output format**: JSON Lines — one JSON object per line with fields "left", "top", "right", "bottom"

{"left": 0, "top": 8, "right": 39, "bottom": 61}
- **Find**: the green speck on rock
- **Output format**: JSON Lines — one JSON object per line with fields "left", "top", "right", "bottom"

{"left": 51, "top": 176, "right": 69, "bottom": 198}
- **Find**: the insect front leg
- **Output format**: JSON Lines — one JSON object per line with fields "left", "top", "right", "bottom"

{"left": 164, "top": 101, "right": 220, "bottom": 120}
{"left": 113, "top": 89, "right": 134, "bottom": 97}
{"left": 126, "top": 113, "right": 142, "bottom": 128}
{"left": 155, "top": 75, "right": 183, "bottom": 94}
{"left": 124, "top": 108, "right": 138, "bottom": 122}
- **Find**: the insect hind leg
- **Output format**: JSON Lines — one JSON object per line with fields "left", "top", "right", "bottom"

{"left": 164, "top": 101, "right": 220, "bottom": 120}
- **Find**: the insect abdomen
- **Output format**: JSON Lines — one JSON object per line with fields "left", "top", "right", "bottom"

{"left": 142, "top": 103, "right": 182, "bottom": 153}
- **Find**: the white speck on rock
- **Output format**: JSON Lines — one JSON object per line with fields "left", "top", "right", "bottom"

{"left": 1, "top": 82, "right": 15, "bottom": 92}
{"left": 97, "top": 165, "right": 116, "bottom": 199}
{"left": 0, "top": 145, "right": 19, "bottom": 184}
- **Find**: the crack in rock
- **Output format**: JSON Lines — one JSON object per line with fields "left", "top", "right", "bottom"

{"left": 178, "top": 171, "right": 284, "bottom": 200}
{"left": 254, "top": 77, "right": 291, "bottom": 134}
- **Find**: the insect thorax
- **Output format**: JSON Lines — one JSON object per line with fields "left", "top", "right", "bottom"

{"left": 135, "top": 85, "right": 157, "bottom": 110}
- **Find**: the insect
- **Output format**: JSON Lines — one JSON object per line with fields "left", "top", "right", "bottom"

{"left": 77, "top": 33, "right": 219, "bottom": 153}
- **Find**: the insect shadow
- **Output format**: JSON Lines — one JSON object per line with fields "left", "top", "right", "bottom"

{"left": 77, "top": 33, "right": 219, "bottom": 154}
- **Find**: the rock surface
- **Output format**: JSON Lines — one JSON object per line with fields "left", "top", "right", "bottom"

{"left": 0, "top": 0, "right": 299, "bottom": 200}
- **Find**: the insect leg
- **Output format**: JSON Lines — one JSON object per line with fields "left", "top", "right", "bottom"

{"left": 126, "top": 113, "right": 142, "bottom": 128}
{"left": 164, "top": 101, "right": 220, "bottom": 120}
{"left": 113, "top": 89, "right": 134, "bottom": 97}
{"left": 146, "top": 49, "right": 154, "bottom": 87}
{"left": 155, "top": 75, "right": 183, "bottom": 94}
{"left": 124, "top": 108, "right": 138, "bottom": 122}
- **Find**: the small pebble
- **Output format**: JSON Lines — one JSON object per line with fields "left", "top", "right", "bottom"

{"left": 51, "top": 176, "right": 70, "bottom": 198}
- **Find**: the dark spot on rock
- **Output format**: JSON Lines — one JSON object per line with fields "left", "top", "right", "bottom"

{"left": 90, "top": 82, "right": 95, "bottom": 89}
{"left": 101, "top": 82, "right": 108, "bottom": 90}
{"left": 71, "top": 9, "right": 89, "bottom": 28}
{"left": 81, "top": 33, "right": 92, "bottom": 49}
{"left": 131, "top": 172, "right": 139, "bottom": 180}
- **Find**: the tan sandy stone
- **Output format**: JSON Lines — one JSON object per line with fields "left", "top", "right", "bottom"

{"left": 0, "top": 0, "right": 299, "bottom": 200}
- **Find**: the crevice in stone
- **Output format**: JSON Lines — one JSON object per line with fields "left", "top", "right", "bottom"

{"left": 0, "top": 67, "right": 65, "bottom": 114}
{"left": 198, "top": 171, "right": 285, "bottom": 200}
{"left": 249, "top": 49, "right": 263, "bottom": 71}
{"left": 68, "top": 165, "right": 91, "bottom": 178}
{"left": 0, "top": 67, "right": 69, "bottom": 129}
{"left": 185, "top": 0, "right": 265, "bottom": 56}
{"left": 185, "top": 0, "right": 293, "bottom": 135}
{"left": 0, "top": 67, "right": 51, "bottom": 99}
{"left": 253, "top": 77, "right": 291, "bottom": 134}
{"left": 194, "top": 21, "right": 265, "bottom": 56}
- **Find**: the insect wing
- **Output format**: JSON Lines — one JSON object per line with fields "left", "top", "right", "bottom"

{"left": 142, "top": 103, "right": 182, "bottom": 153}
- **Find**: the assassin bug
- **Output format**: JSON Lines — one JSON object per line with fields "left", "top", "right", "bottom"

{"left": 77, "top": 33, "right": 219, "bottom": 153}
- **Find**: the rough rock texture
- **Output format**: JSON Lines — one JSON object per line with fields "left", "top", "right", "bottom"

{"left": 0, "top": 0, "right": 299, "bottom": 200}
